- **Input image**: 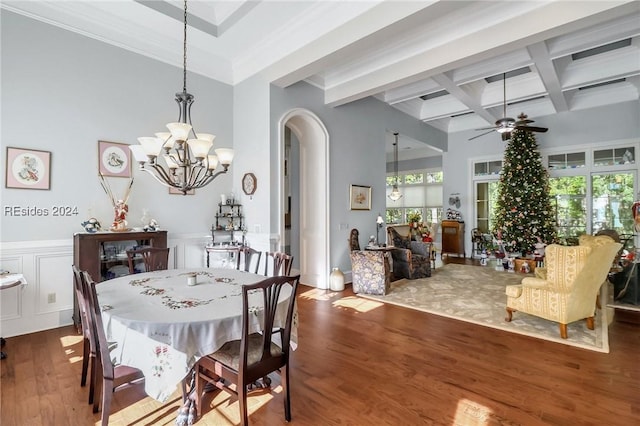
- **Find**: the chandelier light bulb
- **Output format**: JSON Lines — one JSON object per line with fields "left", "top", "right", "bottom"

{"left": 215, "top": 148, "right": 234, "bottom": 166}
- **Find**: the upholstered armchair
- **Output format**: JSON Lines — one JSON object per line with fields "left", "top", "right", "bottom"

{"left": 348, "top": 229, "right": 390, "bottom": 295}
{"left": 386, "top": 225, "right": 432, "bottom": 280}
{"left": 505, "top": 235, "right": 622, "bottom": 339}
{"left": 350, "top": 251, "right": 390, "bottom": 295}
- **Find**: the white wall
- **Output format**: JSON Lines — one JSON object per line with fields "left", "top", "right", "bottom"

{"left": 1, "top": 11, "right": 235, "bottom": 243}
{"left": 232, "top": 74, "right": 272, "bottom": 253}
{"left": 269, "top": 81, "right": 448, "bottom": 273}
{"left": 0, "top": 11, "right": 235, "bottom": 336}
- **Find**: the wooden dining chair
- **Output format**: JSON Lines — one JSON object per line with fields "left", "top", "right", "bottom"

{"left": 82, "top": 271, "right": 145, "bottom": 426}
{"left": 263, "top": 252, "right": 294, "bottom": 276}
{"left": 192, "top": 275, "right": 300, "bottom": 425}
{"left": 236, "top": 247, "right": 262, "bottom": 274}
{"left": 72, "top": 265, "right": 96, "bottom": 403}
{"left": 126, "top": 247, "right": 170, "bottom": 274}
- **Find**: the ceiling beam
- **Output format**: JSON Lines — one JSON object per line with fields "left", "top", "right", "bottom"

{"left": 264, "top": 1, "right": 443, "bottom": 88}
{"left": 431, "top": 73, "right": 495, "bottom": 124}
{"left": 324, "top": 1, "right": 637, "bottom": 107}
{"left": 527, "top": 41, "right": 569, "bottom": 112}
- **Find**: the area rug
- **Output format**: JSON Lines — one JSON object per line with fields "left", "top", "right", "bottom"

{"left": 357, "top": 263, "right": 609, "bottom": 353}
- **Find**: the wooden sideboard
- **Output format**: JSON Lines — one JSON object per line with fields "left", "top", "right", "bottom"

{"left": 441, "top": 220, "right": 465, "bottom": 258}
{"left": 72, "top": 230, "right": 167, "bottom": 329}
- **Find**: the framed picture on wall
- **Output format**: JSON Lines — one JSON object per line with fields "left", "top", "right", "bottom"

{"left": 98, "top": 140, "right": 131, "bottom": 178}
{"left": 350, "top": 184, "right": 371, "bottom": 210}
{"left": 5, "top": 147, "right": 51, "bottom": 190}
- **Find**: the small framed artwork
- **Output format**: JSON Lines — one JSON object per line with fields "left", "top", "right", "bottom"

{"left": 98, "top": 140, "right": 131, "bottom": 178}
{"left": 5, "top": 147, "right": 51, "bottom": 190}
{"left": 169, "top": 187, "right": 195, "bottom": 195}
{"left": 350, "top": 184, "right": 371, "bottom": 210}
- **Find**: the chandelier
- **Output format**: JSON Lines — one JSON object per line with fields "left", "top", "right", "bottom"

{"left": 388, "top": 132, "right": 403, "bottom": 201}
{"left": 129, "top": 0, "right": 233, "bottom": 194}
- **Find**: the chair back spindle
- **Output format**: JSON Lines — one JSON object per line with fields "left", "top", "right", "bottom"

{"left": 126, "top": 247, "right": 170, "bottom": 274}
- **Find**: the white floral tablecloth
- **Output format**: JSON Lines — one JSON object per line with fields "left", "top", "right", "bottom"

{"left": 97, "top": 268, "right": 294, "bottom": 402}
{"left": 0, "top": 273, "right": 27, "bottom": 290}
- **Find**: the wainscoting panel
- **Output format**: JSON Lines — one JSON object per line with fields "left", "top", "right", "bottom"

{"left": 0, "top": 232, "right": 275, "bottom": 337}
{"left": 0, "top": 255, "right": 24, "bottom": 321}
{"left": 34, "top": 253, "right": 74, "bottom": 315}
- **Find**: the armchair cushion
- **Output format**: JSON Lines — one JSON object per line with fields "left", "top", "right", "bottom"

{"left": 410, "top": 241, "right": 431, "bottom": 257}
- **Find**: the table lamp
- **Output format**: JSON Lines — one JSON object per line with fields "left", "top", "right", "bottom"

{"left": 376, "top": 214, "right": 385, "bottom": 245}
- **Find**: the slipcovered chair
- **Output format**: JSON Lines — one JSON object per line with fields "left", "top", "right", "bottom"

{"left": 349, "top": 229, "right": 390, "bottom": 295}
{"left": 386, "top": 225, "right": 432, "bottom": 279}
{"left": 505, "top": 235, "right": 621, "bottom": 339}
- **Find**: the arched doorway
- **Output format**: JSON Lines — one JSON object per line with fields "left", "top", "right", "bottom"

{"left": 278, "top": 109, "right": 329, "bottom": 289}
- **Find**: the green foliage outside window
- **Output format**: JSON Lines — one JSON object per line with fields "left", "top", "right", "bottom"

{"left": 549, "top": 176, "right": 586, "bottom": 244}
{"left": 592, "top": 173, "right": 635, "bottom": 234}
{"left": 386, "top": 176, "right": 399, "bottom": 186}
{"left": 386, "top": 209, "right": 402, "bottom": 224}
{"left": 404, "top": 173, "right": 424, "bottom": 184}
{"left": 426, "top": 172, "right": 443, "bottom": 183}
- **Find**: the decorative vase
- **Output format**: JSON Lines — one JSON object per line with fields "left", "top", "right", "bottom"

{"left": 329, "top": 267, "right": 345, "bottom": 291}
{"left": 140, "top": 208, "right": 150, "bottom": 227}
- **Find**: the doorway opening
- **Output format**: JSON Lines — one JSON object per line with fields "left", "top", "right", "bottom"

{"left": 278, "top": 109, "right": 330, "bottom": 288}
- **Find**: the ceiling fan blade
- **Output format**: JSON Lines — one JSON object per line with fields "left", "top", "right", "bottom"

{"left": 515, "top": 125, "right": 548, "bottom": 133}
{"left": 468, "top": 130, "right": 495, "bottom": 141}
{"left": 516, "top": 119, "right": 535, "bottom": 124}
{"left": 474, "top": 126, "right": 496, "bottom": 131}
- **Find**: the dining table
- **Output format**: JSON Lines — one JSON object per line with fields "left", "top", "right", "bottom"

{"left": 1, "top": 272, "right": 28, "bottom": 359}
{"left": 96, "top": 268, "right": 296, "bottom": 402}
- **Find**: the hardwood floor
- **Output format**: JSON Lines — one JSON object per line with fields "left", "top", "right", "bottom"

{"left": 1, "top": 259, "right": 639, "bottom": 425}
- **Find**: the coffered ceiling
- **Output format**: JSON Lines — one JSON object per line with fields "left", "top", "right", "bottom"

{"left": 4, "top": 0, "right": 639, "bottom": 156}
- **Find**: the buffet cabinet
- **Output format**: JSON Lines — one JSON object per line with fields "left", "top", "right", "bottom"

{"left": 441, "top": 220, "right": 465, "bottom": 258}
{"left": 72, "top": 230, "right": 167, "bottom": 329}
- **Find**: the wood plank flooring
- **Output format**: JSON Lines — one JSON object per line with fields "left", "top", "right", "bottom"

{"left": 1, "top": 259, "right": 639, "bottom": 425}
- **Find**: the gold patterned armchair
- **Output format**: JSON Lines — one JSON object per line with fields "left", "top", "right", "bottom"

{"left": 505, "top": 235, "right": 621, "bottom": 339}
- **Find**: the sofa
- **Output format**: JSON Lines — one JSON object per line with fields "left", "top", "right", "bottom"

{"left": 386, "top": 224, "right": 432, "bottom": 280}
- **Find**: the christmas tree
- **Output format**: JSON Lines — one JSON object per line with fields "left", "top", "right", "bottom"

{"left": 492, "top": 123, "right": 557, "bottom": 254}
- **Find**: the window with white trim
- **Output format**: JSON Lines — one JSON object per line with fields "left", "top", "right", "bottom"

{"left": 386, "top": 170, "right": 443, "bottom": 227}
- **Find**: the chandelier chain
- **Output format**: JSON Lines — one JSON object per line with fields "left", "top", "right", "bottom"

{"left": 132, "top": 0, "right": 234, "bottom": 194}
{"left": 182, "top": 0, "right": 188, "bottom": 93}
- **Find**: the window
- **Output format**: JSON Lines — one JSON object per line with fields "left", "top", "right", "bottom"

{"left": 475, "top": 181, "right": 500, "bottom": 233}
{"left": 591, "top": 173, "right": 635, "bottom": 234}
{"left": 549, "top": 176, "right": 587, "bottom": 244}
{"left": 473, "top": 143, "right": 637, "bottom": 243}
{"left": 474, "top": 160, "right": 502, "bottom": 177}
{"left": 548, "top": 152, "right": 585, "bottom": 170}
{"left": 593, "top": 147, "right": 635, "bottom": 167}
{"left": 386, "top": 169, "right": 443, "bottom": 228}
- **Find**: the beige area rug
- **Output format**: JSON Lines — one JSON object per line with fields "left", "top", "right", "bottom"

{"left": 357, "top": 263, "right": 609, "bottom": 353}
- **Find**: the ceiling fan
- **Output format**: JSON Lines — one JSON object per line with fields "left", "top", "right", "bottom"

{"left": 469, "top": 73, "right": 548, "bottom": 141}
